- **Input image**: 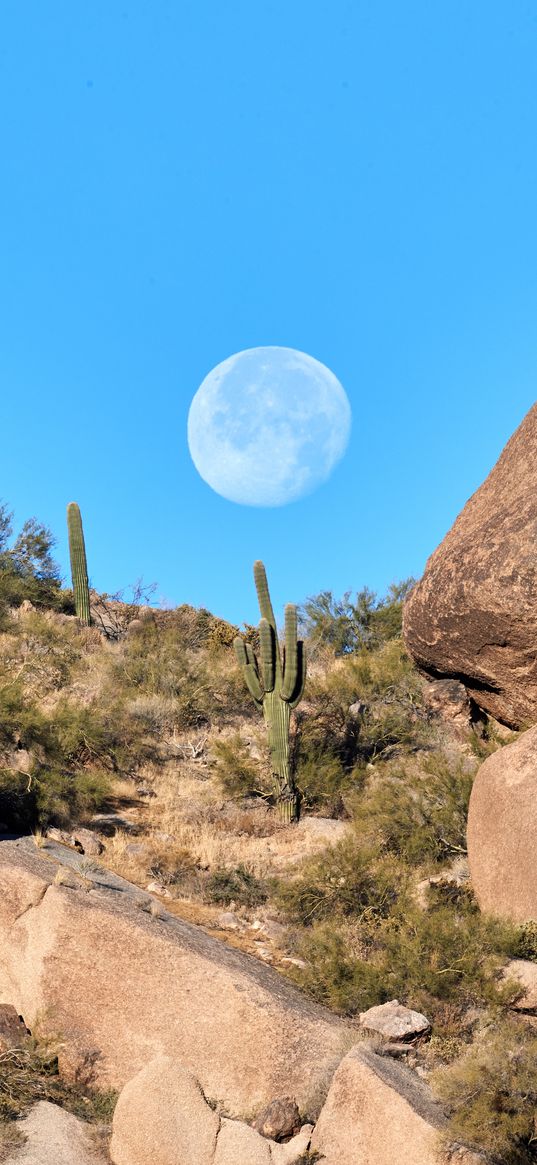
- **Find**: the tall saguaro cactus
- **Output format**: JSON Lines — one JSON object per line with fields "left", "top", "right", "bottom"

{"left": 234, "top": 561, "right": 306, "bottom": 823}
{"left": 67, "top": 502, "right": 91, "bottom": 625}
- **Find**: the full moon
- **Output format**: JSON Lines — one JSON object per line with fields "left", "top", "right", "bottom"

{"left": 187, "top": 346, "right": 351, "bottom": 506}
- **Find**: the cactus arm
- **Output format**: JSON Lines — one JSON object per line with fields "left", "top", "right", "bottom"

{"left": 66, "top": 502, "right": 91, "bottom": 625}
{"left": 234, "top": 637, "right": 264, "bottom": 708}
{"left": 289, "top": 642, "right": 307, "bottom": 709}
{"left": 259, "top": 618, "right": 275, "bottom": 692}
{"left": 281, "top": 604, "right": 299, "bottom": 700}
{"left": 254, "top": 560, "right": 282, "bottom": 680}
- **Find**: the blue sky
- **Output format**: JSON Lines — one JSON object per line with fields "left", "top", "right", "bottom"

{"left": 1, "top": 1, "right": 537, "bottom": 625}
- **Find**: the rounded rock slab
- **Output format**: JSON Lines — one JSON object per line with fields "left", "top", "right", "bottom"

{"left": 110, "top": 1055, "right": 219, "bottom": 1165}
{"left": 467, "top": 724, "right": 537, "bottom": 922}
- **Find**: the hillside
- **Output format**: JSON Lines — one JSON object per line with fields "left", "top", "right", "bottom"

{"left": 0, "top": 537, "right": 537, "bottom": 1162}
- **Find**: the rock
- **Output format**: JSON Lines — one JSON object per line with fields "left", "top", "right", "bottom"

{"left": 71, "top": 829, "right": 104, "bottom": 857}
{"left": 0, "top": 838, "right": 350, "bottom": 1114}
{"left": 270, "top": 1125, "right": 314, "bottom": 1165}
{"left": 348, "top": 700, "right": 367, "bottom": 719}
{"left": 359, "top": 1000, "right": 431, "bottom": 1042}
{"left": 45, "top": 828, "right": 74, "bottom": 847}
{"left": 145, "top": 881, "right": 172, "bottom": 898}
{"left": 214, "top": 1119, "right": 271, "bottom": 1165}
{"left": 299, "top": 817, "right": 348, "bottom": 843}
{"left": 422, "top": 679, "right": 472, "bottom": 731}
{"left": 467, "top": 724, "right": 537, "bottom": 921}
{"left": 501, "top": 959, "right": 537, "bottom": 1009}
{"left": 5, "top": 1100, "right": 108, "bottom": 1165}
{"left": 218, "top": 911, "right": 241, "bottom": 931}
{"left": 403, "top": 403, "right": 537, "bottom": 728}
{"left": 253, "top": 1097, "right": 300, "bottom": 1140}
{"left": 110, "top": 1056, "right": 219, "bottom": 1165}
{"left": 0, "top": 1004, "right": 29, "bottom": 1049}
{"left": 310, "top": 1045, "right": 446, "bottom": 1165}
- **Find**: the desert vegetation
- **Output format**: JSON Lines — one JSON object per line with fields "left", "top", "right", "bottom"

{"left": 0, "top": 500, "right": 536, "bottom": 1162}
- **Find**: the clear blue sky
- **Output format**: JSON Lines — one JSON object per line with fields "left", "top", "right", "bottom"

{"left": 1, "top": 2, "right": 536, "bottom": 625}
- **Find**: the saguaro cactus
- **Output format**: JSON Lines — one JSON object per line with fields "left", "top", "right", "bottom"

{"left": 234, "top": 561, "right": 306, "bottom": 823}
{"left": 67, "top": 502, "right": 91, "bottom": 625}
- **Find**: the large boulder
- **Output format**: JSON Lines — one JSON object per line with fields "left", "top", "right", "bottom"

{"left": 0, "top": 838, "right": 350, "bottom": 1116}
{"left": 403, "top": 403, "right": 537, "bottom": 727}
{"left": 110, "top": 1056, "right": 220, "bottom": 1165}
{"left": 310, "top": 1044, "right": 446, "bottom": 1165}
{"left": 5, "top": 1101, "right": 108, "bottom": 1165}
{"left": 467, "top": 724, "right": 537, "bottom": 921}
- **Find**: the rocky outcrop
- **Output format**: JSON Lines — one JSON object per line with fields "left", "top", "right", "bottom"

{"left": 403, "top": 403, "right": 537, "bottom": 727}
{"left": 110, "top": 1057, "right": 314, "bottom": 1165}
{"left": 309, "top": 1044, "right": 446, "bottom": 1165}
{"left": 0, "top": 838, "right": 350, "bottom": 1115}
{"left": 467, "top": 724, "right": 537, "bottom": 921}
{"left": 4, "top": 1101, "right": 108, "bottom": 1165}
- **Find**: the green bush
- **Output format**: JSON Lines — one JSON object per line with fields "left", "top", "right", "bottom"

{"left": 350, "top": 754, "right": 474, "bottom": 865}
{"left": 205, "top": 865, "right": 267, "bottom": 908}
{"left": 299, "top": 580, "right": 415, "bottom": 655}
{"left": 212, "top": 734, "right": 269, "bottom": 799}
{"left": 287, "top": 922, "right": 387, "bottom": 1014}
{"left": 511, "top": 920, "right": 537, "bottom": 962}
{"left": 273, "top": 838, "right": 405, "bottom": 926}
{"left": 32, "top": 766, "right": 111, "bottom": 827}
{"left": 433, "top": 1017, "right": 537, "bottom": 1164}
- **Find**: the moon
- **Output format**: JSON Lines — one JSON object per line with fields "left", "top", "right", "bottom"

{"left": 187, "top": 346, "right": 351, "bottom": 507}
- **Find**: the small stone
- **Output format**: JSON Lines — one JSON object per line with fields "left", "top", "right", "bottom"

{"left": 71, "top": 828, "right": 104, "bottom": 857}
{"left": 46, "top": 827, "right": 74, "bottom": 847}
{"left": 359, "top": 999, "right": 431, "bottom": 1042}
{"left": 348, "top": 700, "right": 367, "bottom": 719}
{"left": 218, "top": 912, "right": 241, "bottom": 931}
{"left": 0, "top": 1004, "right": 30, "bottom": 1050}
{"left": 252, "top": 1096, "right": 301, "bottom": 1141}
{"left": 280, "top": 957, "right": 308, "bottom": 970}
{"left": 146, "top": 881, "right": 172, "bottom": 898}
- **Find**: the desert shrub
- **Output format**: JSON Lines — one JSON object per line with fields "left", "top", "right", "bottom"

{"left": 350, "top": 754, "right": 474, "bottom": 864}
{"left": 299, "top": 580, "right": 415, "bottom": 656}
{"left": 287, "top": 922, "right": 387, "bottom": 1014}
{"left": 296, "top": 640, "right": 428, "bottom": 796}
{"left": 0, "top": 763, "right": 111, "bottom": 831}
{"left": 379, "top": 894, "right": 516, "bottom": 1013}
{"left": 113, "top": 619, "right": 215, "bottom": 728}
{"left": 205, "top": 864, "right": 267, "bottom": 908}
{"left": 32, "top": 766, "right": 111, "bottom": 827}
{"left": 212, "top": 734, "right": 269, "bottom": 799}
{"left": 273, "top": 839, "right": 405, "bottom": 926}
{"left": 8, "top": 610, "right": 83, "bottom": 691}
{"left": 295, "top": 748, "right": 361, "bottom": 816}
{"left": 512, "top": 920, "right": 537, "bottom": 961}
{"left": 433, "top": 1017, "right": 537, "bottom": 1164}
{"left": 0, "top": 682, "right": 51, "bottom": 753}
{"left": 0, "top": 1036, "right": 117, "bottom": 1125}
